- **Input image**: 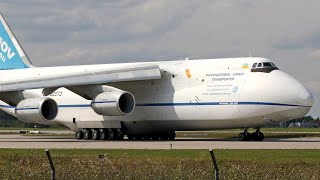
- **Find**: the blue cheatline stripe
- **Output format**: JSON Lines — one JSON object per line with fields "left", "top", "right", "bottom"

{"left": 0, "top": 101, "right": 311, "bottom": 110}
{"left": 135, "top": 102, "right": 311, "bottom": 108}
{"left": 238, "top": 102, "right": 309, "bottom": 107}
{"left": 16, "top": 107, "right": 39, "bottom": 110}
{"left": 92, "top": 101, "right": 116, "bottom": 104}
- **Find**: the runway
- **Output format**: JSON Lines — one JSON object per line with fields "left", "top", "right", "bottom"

{"left": 0, "top": 134, "right": 320, "bottom": 149}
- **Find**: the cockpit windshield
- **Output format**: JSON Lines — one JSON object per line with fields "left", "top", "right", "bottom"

{"left": 251, "top": 62, "right": 278, "bottom": 73}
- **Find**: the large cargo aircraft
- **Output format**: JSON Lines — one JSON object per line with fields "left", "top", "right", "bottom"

{"left": 0, "top": 13, "right": 314, "bottom": 141}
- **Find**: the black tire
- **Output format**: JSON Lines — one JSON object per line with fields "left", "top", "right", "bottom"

{"left": 152, "top": 135, "right": 161, "bottom": 140}
{"left": 92, "top": 129, "right": 100, "bottom": 140}
{"left": 76, "top": 130, "right": 83, "bottom": 140}
{"left": 244, "top": 132, "right": 252, "bottom": 141}
{"left": 127, "top": 135, "right": 134, "bottom": 140}
{"left": 135, "top": 135, "right": 142, "bottom": 140}
{"left": 115, "top": 128, "right": 124, "bottom": 140}
{"left": 238, "top": 133, "right": 245, "bottom": 141}
{"left": 83, "top": 129, "right": 92, "bottom": 140}
{"left": 160, "top": 132, "right": 170, "bottom": 140}
{"left": 257, "top": 132, "right": 264, "bottom": 141}
{"left": 100, "top": 129, "right": 107, "bottom": 140}
{"left": 168, "top": 131, "right": 176, "bottom": 140}
{"left": 251, "top": 132, "right": 258, "bottom": 141}
{"left": 160, "top": 136, "right": 168, "bottom": 140}
{"left": 107, "top": 129, "right": 115, "bottom": 140}
{"left": 143, "top": 136, "right": 151, "bottom": 140}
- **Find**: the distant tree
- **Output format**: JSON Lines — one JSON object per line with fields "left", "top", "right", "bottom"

{"left": 0, "top": 111, "right": 50, "bottom": 128}
{"left": 303, "top": 116, "right": 314, "bottom": 122}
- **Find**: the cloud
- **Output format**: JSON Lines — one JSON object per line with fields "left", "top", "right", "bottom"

{"left": 309, "top": 49, "right": 320, "bottom": 59}
{"left": 274, "top": 29, "right": 320, "bottom": 51}
{"left": 306, "top": 81, "right": 320, "bottom": 93}
{"left": 1, "top": 1, "right": 319, "bottom": 66}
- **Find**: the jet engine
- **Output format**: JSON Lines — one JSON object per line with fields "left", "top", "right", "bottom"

{"left": 15, "top": 97, "right": 58, "bottom": 124}
{"left": 91, "top": 89, "right": 135, "bottom": 116}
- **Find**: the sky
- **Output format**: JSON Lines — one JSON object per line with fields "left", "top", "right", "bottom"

{"left": 1, "top": 0, "right": 320, "bottom": 117}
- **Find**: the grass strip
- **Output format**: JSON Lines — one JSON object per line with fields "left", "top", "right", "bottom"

{"left": 0, "top": 149, "right": 319, "bottom": 179}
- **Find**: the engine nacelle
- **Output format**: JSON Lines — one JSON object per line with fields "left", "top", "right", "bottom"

{"left": 15, "top": 97, "right": 58, "bottom": 124}
{"left": 91, "top": 90, "right": 135, "bottom": 116}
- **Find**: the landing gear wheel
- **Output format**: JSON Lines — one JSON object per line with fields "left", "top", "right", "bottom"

{"left": 257, "top": 132, "right": 264, "bottom": 141}
{"left": 143, "top": 136, "right": 151, "bottom": 140}
{"left": 135, "top": 135, "right": 142, "bottom": 140}
{"left": 238, "top": 129, "right": 252, "bottom": 141}
{"left": 238, "top": 133, "right": 245, "bottom": 141}
{"left": 100, "top": 129, "right": 107, "bottom": 140}
{"left": 244, "top": 132, "right": 251, "bottom": 141}
{"left": 76, "top": 130, "right": 83, "bottom": 140}
{"left": 251, "top": 131, "right": 264, "bottom": 141}
{"left": 152, "top": 135, "right": 161, "bottom": 140}
{"left": 251, "top": 128, "right": 264, "bottom": 141}
{"left": 92, "top": 129, "right": 100, "bottom": 140}
{"left": 115, "top": 128, "right": 124, "bottom": 140}
{"left": 251, "top": 132, "right": 259, "bottom": 141}
{"left": 127, "top": 135, "right": 134, "bottom": 140}
{"left": 159, "top": 136, "right": 167, "bottom": 140}
{"left": 83, "top": 129, "right": 92, "bottom": 140}
{"left": 168, "top": 131, "right": 176, "bottom": 140}
{"left": 107, "top": 129, "right": 116, "bottom": 140}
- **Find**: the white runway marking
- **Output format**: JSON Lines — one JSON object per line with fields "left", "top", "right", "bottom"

{"left": 0, "top": 134, "right": 319, "bottom": 149}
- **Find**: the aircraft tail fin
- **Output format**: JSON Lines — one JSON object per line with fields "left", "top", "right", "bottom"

{"left": 0, "top": 12, "right": 33, "bottom": 70}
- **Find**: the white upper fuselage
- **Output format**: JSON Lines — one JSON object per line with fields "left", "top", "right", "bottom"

{"left": 0, "top": 57, "right": 313, "bottom": 133}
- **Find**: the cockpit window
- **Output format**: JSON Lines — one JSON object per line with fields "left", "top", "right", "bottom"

{"left": 251, "top": 61, "right": 279, "bottom": 73}
{"left": 252, "top": 63, "right": 257, "bottom": 68}
{"left": 263, "top": 62, "right": 273, "bottom": 67}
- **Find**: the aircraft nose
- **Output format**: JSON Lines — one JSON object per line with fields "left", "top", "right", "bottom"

{"left": 268, "top": 71, "right": 314, "bottom": 107}
{"left": 297, "top": 86, "right": 314, "bottom": 107}
{"left": 258, "top": 70, "right": 314, "bottom": 120}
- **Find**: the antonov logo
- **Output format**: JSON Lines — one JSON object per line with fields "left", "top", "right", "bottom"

{"left": 0, "top": 36, "right": 16, "bottom": 62}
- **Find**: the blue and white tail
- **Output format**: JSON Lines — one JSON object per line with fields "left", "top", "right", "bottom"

{"left": 0, "top": 13, "right": 32, "bottom": 70}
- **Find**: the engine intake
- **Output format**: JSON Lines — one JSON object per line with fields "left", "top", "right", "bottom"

{"left": 15, "top": 97, "right": 58, "bottom": 124}
{"left": 91, "top": 90, "right": 135, "bottom": 116}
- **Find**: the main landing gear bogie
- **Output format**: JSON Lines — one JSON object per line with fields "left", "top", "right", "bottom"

{"left": 76, "top": 128, "right": 125, "bottom": 141}
{"left": 238, "top": 128, "right": 264, "bottom": 141}
{"left": 76, "top": 129, "right": 177, "bottom": 141}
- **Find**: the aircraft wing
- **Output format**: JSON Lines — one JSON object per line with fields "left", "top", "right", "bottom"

{"left": 0, "top": 64, "right": 161, "bottom": 92}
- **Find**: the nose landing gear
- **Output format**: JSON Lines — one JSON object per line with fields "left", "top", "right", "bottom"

{"left": 238, "top": 128, "right": 264, "bottom": 141}
{"left": 251, "top": 128, "right": 264, "bottom": 141}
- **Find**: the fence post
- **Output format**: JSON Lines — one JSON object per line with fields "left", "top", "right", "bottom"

{"left": 45, "top": 149, "right": 56, "bottom": 180}
{"left": 209, "top": 149, "right": 219, "bottom": 180}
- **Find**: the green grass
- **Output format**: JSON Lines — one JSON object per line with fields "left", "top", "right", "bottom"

{"left": 0, "top": 149, "right": 319, "bottom": 179}
{"left": 0, "top": 149, "right": 319, "bottom": 162}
